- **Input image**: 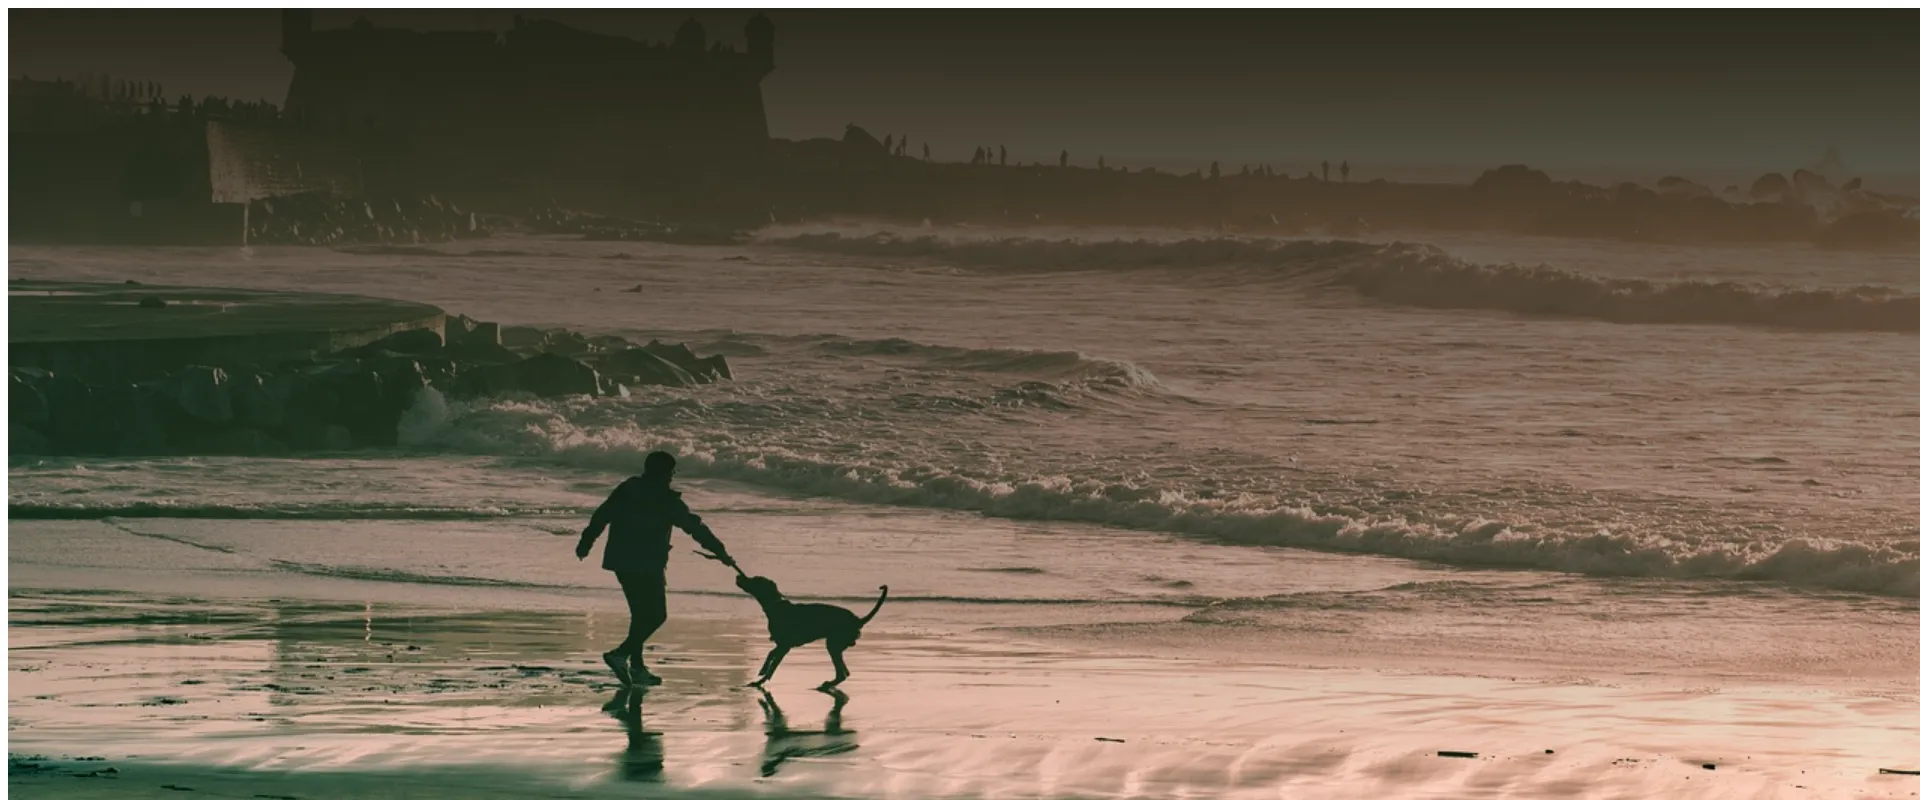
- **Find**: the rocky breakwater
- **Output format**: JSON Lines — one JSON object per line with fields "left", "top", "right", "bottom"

{"left": 9, "top": 317, "right": 730, "bottom": 457}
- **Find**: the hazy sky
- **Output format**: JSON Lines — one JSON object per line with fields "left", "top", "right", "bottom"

{"left": 12, "top": 10, "right": 1920, "bottom": 177}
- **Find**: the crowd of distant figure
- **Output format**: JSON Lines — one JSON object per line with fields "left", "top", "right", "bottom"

{"left": 873, "top": 129, "right": 1354, "bottom": 182}
{"left": 13, "top": 74, "right": 282, "bottom": 123}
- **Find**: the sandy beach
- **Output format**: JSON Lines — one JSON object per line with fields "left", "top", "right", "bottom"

{"left": 11, "top": 510, "right": 1920, "bottom": 799}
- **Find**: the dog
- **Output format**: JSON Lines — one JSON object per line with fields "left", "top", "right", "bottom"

{"left": 734, "top": 574, "right": 887, "bottom": 689}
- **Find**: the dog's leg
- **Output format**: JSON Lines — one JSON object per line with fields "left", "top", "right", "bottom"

{"left": 749, "top": 645, "right": 790, "bottom": 687}
{"left": 821, "top": 645, "right": 851, "bottom": 689}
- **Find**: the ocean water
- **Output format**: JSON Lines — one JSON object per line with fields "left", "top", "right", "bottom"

{"left": 10, "top": 228, "right": 1920, "bottom": 685}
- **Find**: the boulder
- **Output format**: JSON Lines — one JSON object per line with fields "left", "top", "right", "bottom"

{"left": 446, "top": 316, "right": 501, "bottom": 348}
{"left": 167, "top": 366, "right": 233, "bottom": 425}
{"left": 445, "top": 338, "right": 522, "bottom": 366}
{"left": 283, "top": 368, "right": 341, "bottom": 435}
{"left": 288, "top": 423, "right": 354, "bottom": 451}
{"left": 233, "top": 373, "right": 288, "bottom": 429}
{"left": 544, "top": 331, "right": 593, "bottom": 357}
{"left": 10, "top": 370, "right": 50, "bottom": 426}
{"left": 642, "top": 340, "right": 701, "bottom": 369}
{"left": 469, "top": 321, "right": 501, "bottom": 347}
{"left": 502, "top": 352, "right": 601, "bottom": 398}
{"left": 356, "top": 327, "right": 443, "bottom": 356}
{"left": 501, "top": 326, "right": 549, "bottom": 349}
{"left": 689, "top": 354, "right": 733, "bottom": 382}
{"left": 108, "top": 383, "right": 169, "bottom": 455}
{"left": 328, "top": 363, "right": 411, "bottom": 446}
{"left": 10, "top": 424, "right": 54, "bottom": 455}
{"left": 445, "top": 314, "right": 479, "bottom": 344}
{"left": 600, "top": 348, "right": 697, "bottom": 388}
{"left": 597, "top": 375, "right": 633, "bottom": 398}
{"left": 46, "top": 375, "right": 112, "bottom": 453}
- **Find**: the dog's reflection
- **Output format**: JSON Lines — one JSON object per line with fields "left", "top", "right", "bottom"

{"left": 758, "top": 686, "right": 859, "bottom": 777}
{"left": 603, "top": 689, "right": 664, "bottom": 781}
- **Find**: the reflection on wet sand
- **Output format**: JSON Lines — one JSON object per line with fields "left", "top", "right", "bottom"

{"left": 758, "top": 686, "right": 859, "bottom": 777}
{"left": 603, "top": 689, "right": 664, "bottom": 782}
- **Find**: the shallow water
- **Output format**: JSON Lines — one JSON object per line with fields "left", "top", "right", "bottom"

{"left": 11, "top": 231, "right": 1919, "bottom": 599}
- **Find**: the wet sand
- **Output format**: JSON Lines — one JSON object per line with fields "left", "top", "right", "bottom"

{"left": 10, "top": 590, "right": 1918, "bottom": 799}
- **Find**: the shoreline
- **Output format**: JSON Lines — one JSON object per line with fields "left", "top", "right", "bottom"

{"left": 10, "top": 588, "right": 1919, "bottom": 799}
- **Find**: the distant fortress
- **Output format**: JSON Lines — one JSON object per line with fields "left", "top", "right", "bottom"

{"left": 10, "top": 11, "right": 1915, "bottom": 250}
{"left": 279, "top": 10, "right": 776, "bottom": 187}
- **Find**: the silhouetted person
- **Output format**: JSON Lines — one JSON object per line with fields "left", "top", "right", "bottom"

{"left": 758, "top": 688, "right": 857, "bottom": 778}
{"left": 973, "top": 145, "right": 986, "bottom": 165}
{"left": 1098, "top": 155, "right": 1106, "bottom": 170}
{"left": 922, "top": 142, "right": 930, "bottom": 161}
{"left": 577, "top": 451, "right": 734, "bottom": 687}
{"left": 999, "top": 145, "right": 1007, "bottom": 166}
{"left": 900, "top": 136, "right": 909, "bottom": 157}
{"left": 1341, "top": 160, "right": 1350, "bottom": 182}
{"left": 1060, "top": 150, "right": 1069, "bottom": 168}
{"left": 1210, "top": 161, "right": 1221, "bottom": 180}
{"left": 1322, "top": 160, "right": 1331, "bottom": 182}
{"left": 882, "top": 134, "right": 892, "bottom": 154}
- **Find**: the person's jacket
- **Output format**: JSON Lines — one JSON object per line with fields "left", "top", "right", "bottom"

{"left": 580, "top": 477, "right": 726, "bottom": 572}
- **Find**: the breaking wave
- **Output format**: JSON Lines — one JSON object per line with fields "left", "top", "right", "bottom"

{"left": 814, "top": 336, "right": 1161, "bottom": 392}
{"left": 401, "top": 397, "right": 1920, "bottom": 599}
{"left": 765, "top": 233, "right": 1920, "bottom": 332}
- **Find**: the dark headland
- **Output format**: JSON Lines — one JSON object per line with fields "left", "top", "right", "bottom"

{"left": 9, "top": 12, "right": 1918, "bottom": 251}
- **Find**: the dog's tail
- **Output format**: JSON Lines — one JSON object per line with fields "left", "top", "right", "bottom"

{"left": 858, "top": 585, "right": 889, "bottom": 627}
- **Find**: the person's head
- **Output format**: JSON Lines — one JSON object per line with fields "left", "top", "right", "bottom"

{"left": 642, "top": 450, "right": 677, "bottom": 481}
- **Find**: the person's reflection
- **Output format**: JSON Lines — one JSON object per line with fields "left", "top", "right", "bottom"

{"left": 603, "top": 689, "right": 664, "bottom": 781}
{"left": 758, "top": 687, "right": 859, "bottom": 777}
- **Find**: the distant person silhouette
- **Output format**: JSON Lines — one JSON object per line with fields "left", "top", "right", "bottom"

{"left": 577, "top": 451, "right": 734, "bottom": 687}
{"left": 999, "top": 145, "right": 1007, "bottom": 166}
{"left": 883, "top": 134, "right": 893, "bottom": 154}
{"left": 1210, "top": 161, "right": 1221, "bottom": 180}
{"left": 1098, "top": 155, "right": 1106, "bottom": 170}
{"left": 1322, "top": 160, "right": 1331, "bottom": 182}
{"left": 923, "top": 143, "right": 930, "bottom": 161}
{"left": 1060, "top": 150, "right": 1069, "bottom": 168}
{"left": 1341, "top": 160, "right": 1350, "bottom": 182}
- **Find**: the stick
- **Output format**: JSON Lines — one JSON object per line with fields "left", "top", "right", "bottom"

{"left": 696, "top": 549, "right": 746, "bottom": 577}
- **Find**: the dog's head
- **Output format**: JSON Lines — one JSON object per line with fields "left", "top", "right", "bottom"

{"left": 735, "top": 574, "right": 783, "bottom": 604}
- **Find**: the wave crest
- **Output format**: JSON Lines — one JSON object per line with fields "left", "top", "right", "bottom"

{"left": 765, "top": 233, "right": 1920, "bottom": 332}
{"left": 405, "top": 399, "right": 1920, "bottom": 599}
{"left": 816, "top": 336, "right": 1161, "bottom": 392}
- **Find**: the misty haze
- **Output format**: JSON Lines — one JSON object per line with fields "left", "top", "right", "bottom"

{"left": 8, "top": 9, "right": 1919, "bottom": 800}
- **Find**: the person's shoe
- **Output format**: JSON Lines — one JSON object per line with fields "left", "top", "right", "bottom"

{"left": 630, "top": 664, "right": 665, "bottom": 686}
{"left": 603, "top": 651, "right": 634, "bottom": 687}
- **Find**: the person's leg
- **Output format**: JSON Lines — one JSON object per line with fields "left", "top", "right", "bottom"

{"left": 616, "top": 568, "right": 668, "bottom": 682}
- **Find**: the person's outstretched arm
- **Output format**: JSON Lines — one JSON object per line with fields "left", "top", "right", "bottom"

{"left": 576, "top": 483, "right": 628, "bottom": 560}
{"left": 668, "top": 495, "right": 733, "bottom": 566}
